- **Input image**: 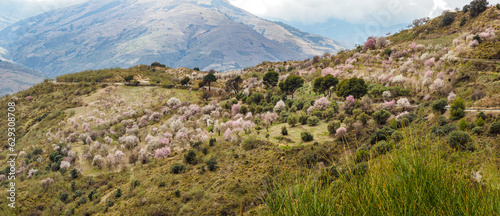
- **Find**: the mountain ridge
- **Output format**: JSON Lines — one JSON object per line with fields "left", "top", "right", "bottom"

{"left": 0, "top": 0, "right": 346, "bottom": 77}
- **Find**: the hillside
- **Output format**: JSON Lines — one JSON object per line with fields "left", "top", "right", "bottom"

{"left": 0, "top": 60, "right": 45, "bottom": 96}
{"left": 0, "top": 0, "right": 345, "bottom": 77}
{"left": 0, "top": 3, "right": 500, "bottom": 216}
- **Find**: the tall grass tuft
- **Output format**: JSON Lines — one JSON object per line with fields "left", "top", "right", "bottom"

{"left": 261, "top": 127, "right": 500, "bottom": 215}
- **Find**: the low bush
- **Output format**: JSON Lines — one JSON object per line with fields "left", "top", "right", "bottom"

{"left": 448, "top": 131, "right": 472, "bottom": 150}
{"left": 301, "top": 132, "right": 314, "bottom": 142}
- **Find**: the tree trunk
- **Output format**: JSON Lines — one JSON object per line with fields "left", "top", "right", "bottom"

{"left": 209, "top": 82, "right": 211, "bottom": 91}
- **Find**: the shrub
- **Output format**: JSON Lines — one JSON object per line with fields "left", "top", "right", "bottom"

{"left": 171, "top": 163, "right": 186, "bottom": 174}
{"left": 115, "top": 188, "right": 122, "bottom": 198}
{"left": 357, "top": 113, "right": 370, "bottom": 125}
{"left": 391, "top": 131, "right": 403, "bottom": 142}
{"left": 209, "top": 138, "right": 216, "bottom": 146}
{"left": 369, "top": 127, "right": 395, "bottom": 144}
{"left": 131, "top": 180, "right": 140, "bottom": 188}
{"left": 206, "top": 157, "right": 218, "bottom": 171}
{"left": 448, "top": 131, "right": 472, "bottom": 150}
{"left": 288, "top": 114, "right": 298, "bottom": 127}
{"left": 77, "top": 196, "right": 87, "bottom": 206}
{"left": 281, "top": 126, "right": 288, "bottom": 136}
{"left": 60, "top": 192, "right": 69, "bottom": 202}
{"left": 307, "top": 116, "right": 320, "bottom": 126}
{"left": 327, "top": 121, "right": 341, "bottom": 135}
{"left": 355, "top": 150, "right": 369, "bottom": 163}
{"left": 489, "top": 122, "right": 500, "bottom": 135}
{"left": 184, "top": 150, "right": 197, "bottom": 165}
{"left": 442, "top": 12, "right": 454, "bottom": 26}
{"left": 299, "top": 113, "right": 309, "bottom": 125}
{"left": 373, "top": 110, "right": 391, "bottom": 125}
{"left": 476, "top": 112, "right": 487, "bottom": 121}
{"left": 174, "top": 189, "right": 181, "bottom": 197}
{"left": 459, "top": 16, "right": 467, "bottom": 26}
{"left": 241, "top": 136, "right": 258, "bottom": 151}
{"left": 458, "top": 119, "right": 468, "bottom": 130}
{"left": 472, "top": 127, "right": 483, "bottom": 135}
{"left": 301, "top": 132, "right": 314, "bottom": 142}
{"left": 432, "top": 99, "right": 448, "bottom": 114}
{"left": 431, "top": 124, "right": 458, "bottom": 136}
{"left": 450, "top": 97, "right": 465, "bottom": 120}
{"left": 437, "top": 115, "right": 450, "bottom": 126}
{"left": 107, "top": 200, "right": 115, "bottom": 207}
{"left": 373, "top": 141, "right": 392, "bottom": 155}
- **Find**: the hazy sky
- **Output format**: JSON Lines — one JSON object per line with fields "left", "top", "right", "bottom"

{"left": 3, "top": 0, "right": 499, "bottom": 25}
{"left": 228, "top": 0, "right": 500, "bottom": 25}
{"left": 0, "top": 0, "right": 500, "bottom": 26}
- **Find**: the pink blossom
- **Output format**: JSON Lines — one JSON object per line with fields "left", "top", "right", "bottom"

{"left": 436, "top": 71, "right": 444, "bottom": 79}
{"left": 154, "top": 147, "right": 171, "bottom": 159}
{"left": 469, "top": 40, "right": 479, "bottom": 47}
{"left": 424, "top": 57, "right": 435, "bottom": 68}
{"left": 321, "top": 67, "right": 334, "bottom": 76}
{"left": 26, "top": 96, "right": 32, "bottom": 100}
{"left": 409, "top": 43, "right": 417, "bottom": 49}
{"left": 224, "top": 128, "right": 232, "bottom": 140}
{"left": 314, "top": 97, "right": 331, "bottom": 110}
{"left": 364, "top": 38, "right": 375, "bottom": 49}
{"left": 232, "top": 103, "right": 241, "bottom": 116}
{"left": 447, "top": 91, "right": 457, "bottom": 103}
{"left": 160, "top": 137, "right": 170, "bottom": 146}
{"left": 264, "top": 112, "right": 278, "bottom": 125}
{"left": 424, "top": 70, "right": 433, "bottom": 78}
{"left": 336, "top": 127, "right": 347, "bottom": 136}
{"left": 345, "top": 95, "right": 355, "bottom": 109}
{"left": 84, "top": 126, "right": 90, "bottom": 132}
{"left": 383, "top": 100, "right": 396, "bottom": 110}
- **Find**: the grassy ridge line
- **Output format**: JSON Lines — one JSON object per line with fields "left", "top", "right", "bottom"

{"left": 261, "top": 125, "right": 500, "bottom": 215}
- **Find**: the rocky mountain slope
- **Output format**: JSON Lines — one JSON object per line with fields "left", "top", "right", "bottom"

{"left": 0, "top": 0, "right": 346, "bottom": 77}
{"left": 0, "top": 60, "right": 45, "bottom": 96}
{"left": 0, "top": 10, "right": 20, "bottom": 30}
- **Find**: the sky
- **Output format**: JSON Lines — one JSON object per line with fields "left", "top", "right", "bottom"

{"left": 1, "top": 0, "right": 499, "bottom": 45}
{"left": 228, "top": 0, "right": 500, "bottom": 25}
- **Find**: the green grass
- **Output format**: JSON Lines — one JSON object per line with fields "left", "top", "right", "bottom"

{"left": 255, "top": 122, "right": 331, "bottom": 146}
{"left": 261, "top": 127, "right": 500, "bottom": 215}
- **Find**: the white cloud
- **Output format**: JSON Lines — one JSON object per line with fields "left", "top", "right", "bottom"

{"left": 229, "top": 0, "right": 498, "bottom": 25}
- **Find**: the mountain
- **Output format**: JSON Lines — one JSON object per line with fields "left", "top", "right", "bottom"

{"left": 0, "top": 10, "right": 21, "bottom": 30}
{"left": 0, "top": 59, "right": 45, "bottom": 96}
{"left": 0, "top": 0, "right": 346, "bottom": 77}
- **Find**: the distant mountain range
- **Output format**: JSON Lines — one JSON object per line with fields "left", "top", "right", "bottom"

{"left": 0, "top": 0, "right": 347, "bottom": 78}
{"left": 0, "top": 60, "right": 45, "bottom": 96}
{"left": 0, "top": 11, "right": 21, "bottom": 30}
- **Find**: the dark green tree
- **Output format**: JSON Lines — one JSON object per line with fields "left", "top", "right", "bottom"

{"left": 312, "top": 76, "right": 325, "bottom": 95}
{"left": 442, "top": 12, "right": 455, "bottom": 26}
{"left": 468, "top": 0, "right": 489, "bottom": 17}
{"left": 180, "top": 77, "right": 190, "bottom": 86}
{"left": 336, "top": 78, "right": 368, "bottom": 98}
{"left": 263, "top": 71, "right": 279, "bottom": 88}
{"left": 203, "top": 73, "right": 217, "bottom": 91}
{"left": 279, "top": 74, "right": 304, "bottom": 99}
{"left": 322, "top": 74, "right": 339, "bottom": 98}
{"left": 432, "top": 98, "right": 448, "bottom": 114}
{"left": 124, "top": 75, "right": 134, "bottom": 85}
